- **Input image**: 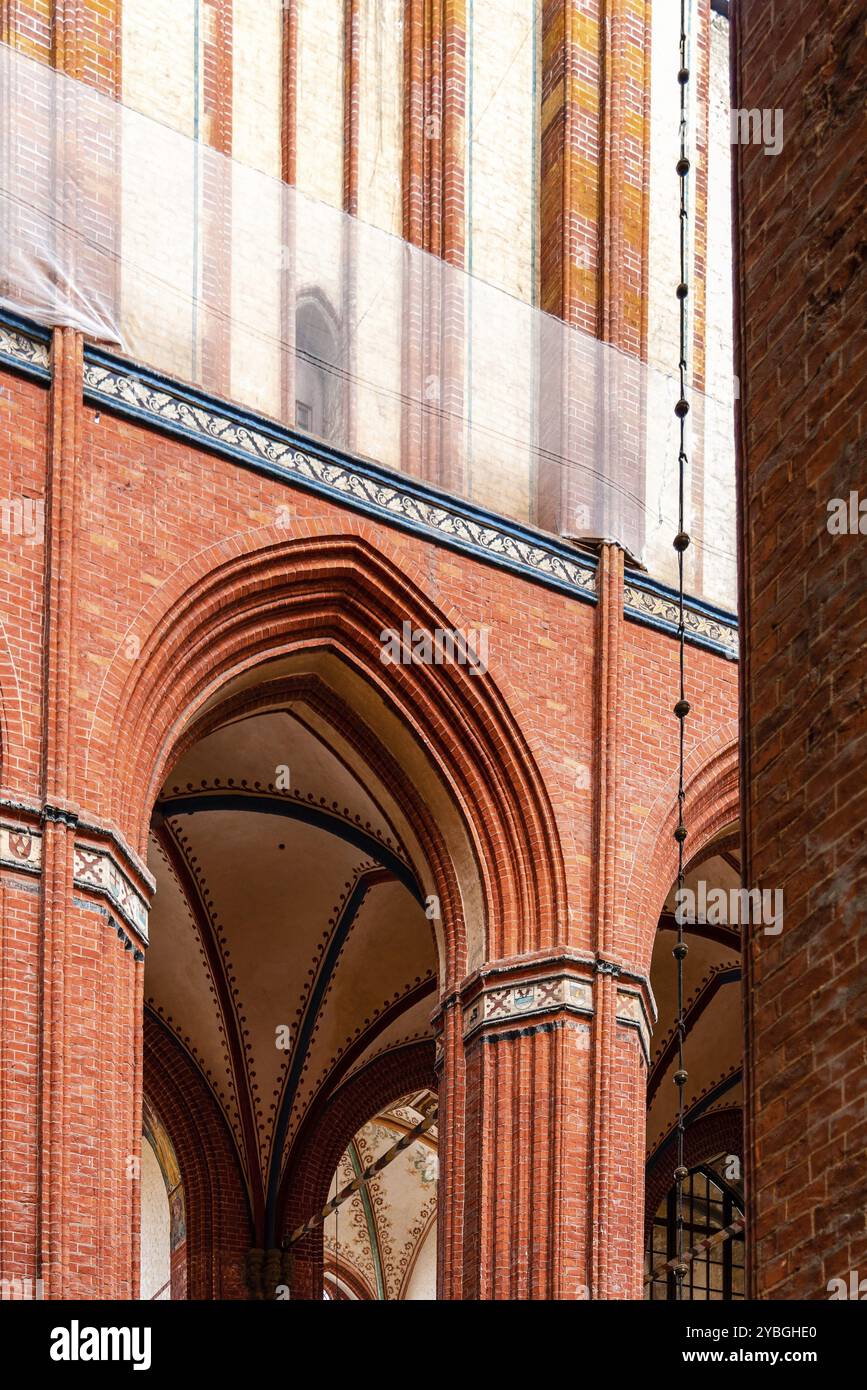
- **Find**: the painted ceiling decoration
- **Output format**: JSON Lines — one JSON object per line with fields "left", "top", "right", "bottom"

{"left": 323, "top": 1093, "right": 438, "bottom": 1301}
{"left": 145, "top": 696, "right": 439, "bottom": 1242}
{"left": 144, "top": 681, "right": 743, "bottom": 1272}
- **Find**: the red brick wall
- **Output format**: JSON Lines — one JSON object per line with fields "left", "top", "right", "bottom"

{"left": 0, "top": 369, "right": 47, "bottom": 794}
{"left": 144, "top": 1013, "right": 251, "bottom": 1300}
{"left": 734, "top": 0, "right": 867, "bottom": 1299}
{"left": 0, "top": 877, "right": 41, "bottom": 1290}
{"left": 0, "top": 346, "right": 739, "bottom": 1296}
{"left": 0, "top": 0, "right": 744, "bottom": 1302}
{"left": 0, "top": 0, "right": 121, "bottom": 91}
{"left": 0, "top": 362, "right": 47, "bottom": 1290}
{"left": 460, "top": 1014, "right": 594, "bottom": 1299}
{"left": 282, "top": 1042, "right": 436, "bottom": 1299}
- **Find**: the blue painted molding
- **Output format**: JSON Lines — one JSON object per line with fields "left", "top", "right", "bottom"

{"left": 81, "top": 346, "right": 601, "bottom": 610}
{"left": 160, "top": 791, "right": 422, "bottom": 901}
{"left": 0, "top": 309, "right": 739, "bottom": 658}
{"left": 0, "top": 309, "right": 51, "bottom": 382}
{"left": 624, "top": 574, "right": 739, "bottom": 660}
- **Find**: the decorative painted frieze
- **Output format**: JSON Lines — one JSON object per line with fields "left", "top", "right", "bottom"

{"left": 1, "top": 810, "right": 149, "bottom": 946}
{"left": 82, "top": 358, "right": 599, "bottom": 605}
{"left": 0, "top": 320, "right": 51, "bottom": 377}
{"left": 0, "top": 314, "right": 739, "bottom": 657}
{"left": 624, "top": 579, "right": 738, "bottom": 660}
{"left": 73, "top": 844, "right": 150, "bottom": 944}
{"left": 458, "top": 958, "right": 656, "bottom": 1063}
{"left": 615, "top": 985, "right": 654, "bottom": 1064}
{"left": 0, "top": 820, "right": 42, "bottom": 873}
{"left": 462, "top": 971, "right": 594, "bottom": 1040}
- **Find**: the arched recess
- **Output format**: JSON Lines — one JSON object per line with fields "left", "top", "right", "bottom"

{"left": 295, "top": 291, "right": 343, "bottom": 442}
{"left": 323, "top": 1258, "right": 376, "bottom": 1300}
{"left": 645, "top": 1107, "right": 744, "bottom": 1233}
{"left": 281, "top": 1040, "right": 436, "bottom": 1299}
{"left": 141, "top": 1096, "right": 186, "bottom": 1299}
{"left": 93, "top": 526, "right": 567, "bottom": 979}
{"left": 143, "top": 1011, "right": 253, "bottom": 1300}
{"left": 644, "top": 823, "right": 745, "bottom": 1301}
{"left": 624, "top": 723, "right": 740, "bottom": 976}
{"left": 92, "top": 525, "right": 566, "bottom": 1299}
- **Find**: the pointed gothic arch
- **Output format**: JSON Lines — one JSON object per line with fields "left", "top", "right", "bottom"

{"left": 624, "top": 722, "right": 740, "bottom": 975}
{"left": 91, "top": 523, "right": 567, "bottom": 978}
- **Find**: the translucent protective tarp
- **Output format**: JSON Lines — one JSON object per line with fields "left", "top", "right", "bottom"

{"left": 0, "top": 42, "right": 737, "bottom": 611}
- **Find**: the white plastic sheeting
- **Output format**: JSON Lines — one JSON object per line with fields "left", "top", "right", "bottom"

{"left": 0, "top": 42, "right": 736, "bottom": 610}
{"left": 0, "top": 44, "right": 123, "bottom": 342}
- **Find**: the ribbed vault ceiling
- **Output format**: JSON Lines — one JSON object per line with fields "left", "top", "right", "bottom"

{"left": 323, "top": 1091, "right": 438, "bottom": 1301}
{"left": 145, "top": 693, "right": 438, "bottom": 1234}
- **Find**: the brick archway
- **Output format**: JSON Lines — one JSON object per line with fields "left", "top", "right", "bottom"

{"left": 644, "top": 1107, "right": 744, "bottom": 1233}
{"left": 108, "top": 528, "right": 568, "bottom": 1303}
{"left": 143, "top": 1011, "right": 253, "bottom": 1300}
{"left": 281, "top": 1040, "right": 437, "bottom": 1299}
{"left": 625, "top": 725, "right": 740, "bottom": 975}
{"left": 91, "top": 525, "right": 566, "bottom": 980}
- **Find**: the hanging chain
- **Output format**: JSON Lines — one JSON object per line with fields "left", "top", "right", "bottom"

{"left": 672, "top": 0, "right": 693, "bottom": 1300}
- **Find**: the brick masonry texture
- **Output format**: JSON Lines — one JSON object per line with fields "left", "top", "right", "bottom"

{"left": 734, "top": 0, "right": 867, "bottom": 1300}
{"left": 0, "top": 1, "right": 744, "bottom": 1300}
{"left": 0, "top": 345, "right": 739, "bottom": 1297}
{"left": 144, "top": 1013, "right": 251, "bottom": 1300}
{"left": 283, "top": 1042, "right": 436, "bottom": 1300}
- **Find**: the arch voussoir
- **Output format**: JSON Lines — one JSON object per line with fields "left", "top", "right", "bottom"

{"left": 280, "top": 1041, "right": 437, "bottom": 1300}
{"left": 97, "top": 528, "right": 565, "bottom": 977}
{"left": 625, "top": 723, "right": 740, "bottom": 974}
